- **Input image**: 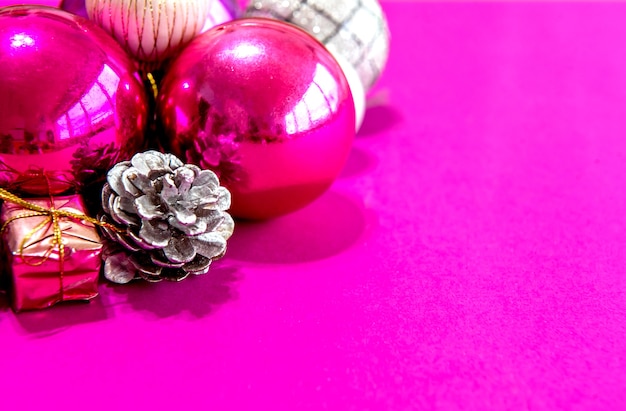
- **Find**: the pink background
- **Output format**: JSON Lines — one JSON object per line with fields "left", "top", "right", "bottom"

{"left": 1, "top": 1, "right": 626, "bottom": 410}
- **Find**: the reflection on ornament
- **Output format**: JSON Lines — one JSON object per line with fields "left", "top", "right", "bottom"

{"left": 246, "top": 0, "right": 391, "bottom": 91}
{"left": 157, "top": 18, "right": 355, "bottom": 219}
{"left": 0, "top": 6, "right": 148, "bottom": 195}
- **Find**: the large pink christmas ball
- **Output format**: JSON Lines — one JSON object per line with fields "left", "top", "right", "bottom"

{"left": 0, "top": 6, "right": 148, "bottom": 196}
{"left": 157, "top": 18, "right": 355, "bottom": 219}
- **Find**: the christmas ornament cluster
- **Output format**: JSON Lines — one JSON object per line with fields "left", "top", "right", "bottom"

{"left": 0, "top": 0, "right": 390, "bottom": 311}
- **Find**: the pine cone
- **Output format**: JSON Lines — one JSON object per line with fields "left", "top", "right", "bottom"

{"left": 99, "top": 151, "right": 234, "bottom": 283}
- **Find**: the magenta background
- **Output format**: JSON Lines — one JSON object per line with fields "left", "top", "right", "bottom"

{"left": 1, "top": 1, "right": 626, "bottom": 410}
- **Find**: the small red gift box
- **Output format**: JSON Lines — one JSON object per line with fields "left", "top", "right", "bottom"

{"left": 0, "top": 194, "right": 102, "bottom": 311}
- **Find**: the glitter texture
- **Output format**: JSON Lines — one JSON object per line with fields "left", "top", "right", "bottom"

{"left": 246, "top": 0, "right": 390, "bottom": 91}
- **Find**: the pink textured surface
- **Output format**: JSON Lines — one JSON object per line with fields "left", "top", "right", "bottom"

{"left": 1, "top": 1, "right": 626, "bottom": 410}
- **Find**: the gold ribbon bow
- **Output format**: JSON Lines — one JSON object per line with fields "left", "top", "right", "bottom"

{"left": 0, "top": 187, "right": 120, "bottom": 298}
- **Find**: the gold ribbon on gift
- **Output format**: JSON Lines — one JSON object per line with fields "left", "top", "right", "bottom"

{"left": 0, "top": 187, "right": 122, "bottom": 298}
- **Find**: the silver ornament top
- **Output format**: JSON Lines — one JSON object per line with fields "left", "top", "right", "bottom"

{"left": 246, "top": 0, "right": 391, "bottom": 91}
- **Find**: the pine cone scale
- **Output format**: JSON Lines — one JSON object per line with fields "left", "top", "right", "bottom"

{"left": 107, "top": 161, "right": 131, "bottom": 197}
{"left": 192, "top": 235, "right": 226, "bottom": 259}
{"left": 163, "top": 235, "right": 197, "bottom": 264}
{"left": 121, "top": 167, "right": 142, "bottom": 197}
{"left": 150, "top": 252, "right": 185, "bottom": 269}
{"left": 138, "top": 220, "right": 171, "bottom": 247}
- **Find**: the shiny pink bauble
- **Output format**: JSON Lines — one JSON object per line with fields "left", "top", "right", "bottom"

{"left": 157, "top": 18, "right": 355, "bottom": 219}
{"left": 0, "top": 6, "right": 148, "bottom": 196}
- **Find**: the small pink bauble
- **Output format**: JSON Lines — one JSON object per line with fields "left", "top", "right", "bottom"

{"left": 0, "top": 6, "right": 148, "bottom": 196}
{"left": 157, "top": 18, "right": 355, "bottom": 219}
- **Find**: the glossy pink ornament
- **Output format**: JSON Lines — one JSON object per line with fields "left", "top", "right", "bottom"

{"left": 0, "top": 6, "right": 148, "bottom": 196}
{"left": 157, "top": 18, "right": 355, "bottom": 219}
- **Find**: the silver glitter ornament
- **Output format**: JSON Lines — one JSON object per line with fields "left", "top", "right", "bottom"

{"left": 246, "top": 0, "right": 390, "bottom": 91}
{"left": 99, "top": 151, "right": 234, "bottom": 284}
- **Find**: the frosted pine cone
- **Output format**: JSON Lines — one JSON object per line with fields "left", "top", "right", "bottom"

{"left": 99, "top": 151, "right": 234, "bottom": 283}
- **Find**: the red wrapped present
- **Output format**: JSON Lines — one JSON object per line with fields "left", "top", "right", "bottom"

{"left": 0, "top": 192, "right": 102, "bottom": 311}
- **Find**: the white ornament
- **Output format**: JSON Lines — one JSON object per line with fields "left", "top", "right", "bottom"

{"left": 246, "top": 0, "right": 391, "bottom": 91}
{"left": 333, "top": 53, "right": 366, "bottom": 132}
{"left": 86, "top": 0, "right": 211, "bottom": 68}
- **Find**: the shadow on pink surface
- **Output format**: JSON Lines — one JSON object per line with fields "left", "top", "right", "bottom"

{"left": 357, "top": 103, "right": 404, "bottom": 138}
{"left": 0, "top": 264, "right": 240, "bottom": 331}
{"left": 12, "top": 298, "right": 108, "bottom": 336}
{"left": 0, "top": 291, "right": 8, "bottom": 312}
{"left": 102, "top": 264, "right": 240, "bottom": 319}
{"left": 227, "top": 190, "right": 368, "bottom": 264}
{"left": 338, "top": 145, "right": 378, "bottom": 179}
